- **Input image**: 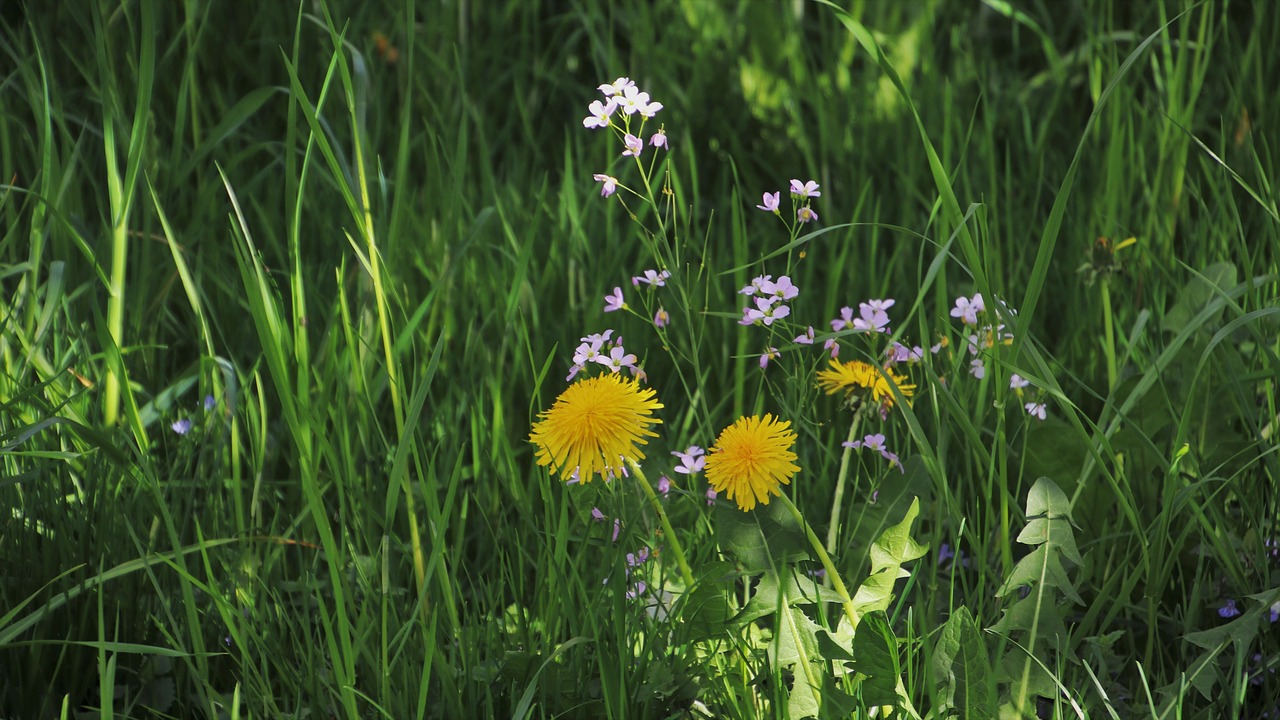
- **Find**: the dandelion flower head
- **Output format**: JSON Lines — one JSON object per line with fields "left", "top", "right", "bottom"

{"left": 816, "top": 359, "right": 915, "bottom": 410}
{"left": 530, "top": 374, "right": 663, "bottom": 483}
{"left": 704, "top": 414, "right": 800, "bottom": 511}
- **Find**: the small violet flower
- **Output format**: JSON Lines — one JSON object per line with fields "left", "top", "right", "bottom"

{"left": 738, "top": 274, "right": 773, "bottom": 296}
{"left": 591, "top": 507, "right": 606, "bottom": 522}
{"left": 603, "top": 287, "right": 625, "bottom": 312}
{"left": 583, "top": 99, "right": 616, "bottom": 129}
{"left": 1025, "top": 402, "right": 1047, "bottom": 420}
{"left": 705, "top": 486, "right": 717, "bottom": 506}
{"left": 759, "top": 346, "right": 780, "bottom": 370}
{"left": 593, "top": 173, "right": 618, "bottom": 197}
{"left": 657, "top": 475, "right": 671, "bottom": 496}
{"left": 969, "top": 358, "right": 986, "bottom": 379}
{"left": 619, "top": 85, "right": 652, "bottom": 115}
{"left": 789, "top": 179, "right": 821, "bottom": 198}
{"left": 1218, "top": 598, "right": 1241, "bottom": 618}
{"left": 797, "top": 206, "right": 819, "bottom": 223}
{"left": 1010, "top": 374, "right": 1030, "bottom": 390}
{"left": 794, "top": 326, "right": 815, "bottom": 345}
{"left": 756, "top": 191, "right": 781, "bottom": 213}
{"left": 950, "top": 293, "right": 985, "bottom": 325}
{"left": 654, "top": 308, "right": 670, "bottom": 328}
{"left": 650, "top": 128, "right": 668, "bottom": 149}
{"left": 830, "top": 306, "right": 855, "bottom": 332}
{"left": 203, "top": 394, "right": 216, "bottom": 411}
{"left": 672, "top": 446, "right": 705, "bottom": 475}
{"left": 741, "top": 296, "right": 790, "bottom": 326}
{"left": 762, "top": 276, "right": 799, "bottom": 302}
{"left": 622, "top": 133, "right": 643, "bottom": 157}
{"left": 594, "top": 345, "right": 638, "bottom": 374}
{"left": 843, "top": 433, "right": 905, "bottom": 473}
{"left": 632, "top": 269, "right": 670, "bottom": 287}
{"left": 598, "top": 77, "right": 635, "bottom": 97}
{"left": 171, "top": 418, "right": 192, "bottom": 435}
{"left": 823, "top": 337, "right": 840, "bottom": 359}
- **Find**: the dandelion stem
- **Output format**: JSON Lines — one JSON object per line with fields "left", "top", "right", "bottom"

{"left": 825, "top": 407, "right": 866, "bottom": 558}
{"left": 628, "top": 458, "right": 697, "bottom": 590}
{"left": 779, "top": 493, "right": 859, "bottom": 628}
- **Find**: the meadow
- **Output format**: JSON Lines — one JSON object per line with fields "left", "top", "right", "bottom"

{"left": 1, "top": 0, "right": 1278, "bottom": 717}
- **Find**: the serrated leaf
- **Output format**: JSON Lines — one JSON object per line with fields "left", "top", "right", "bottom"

{"left": 852, "top": 497, "right": 927, "bottom": 618}
{"left": 930, "top": 607, "right": 995, "bottom": 718}
{"left": 1184, "top": 585, "right": 1280, "bottom": 650}
{"left": 817, "top": 615, "right": 856, "bottom": 662}
{"left": 1017, "top": 517, "right": 1083, "bottom": 566}
{"left": 850, "top": 611, "right": 901, "bottom": 709}
{"left": 680, "top": 561, "right": 739, "bottom": 641}
{"left": 995, "top": 546, "right": 1083, "bottom": 606}
{"left": 1025, "top": 476, "right": 1075, "bottom": 522}
{"left": 718, "top": 500, "right": 808, "bottom": 571}
{"left": 774, "top": 605, "right": 824, "bottom": 719}
{"left": 735, "top": 566, "right": 847, "bottom": 626}
{"left": 990, "top": 591, "right": 1069, "bottom": 644}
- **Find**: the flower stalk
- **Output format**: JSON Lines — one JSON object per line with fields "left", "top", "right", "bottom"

{"left": 628, "top": 458, "right": 697, "bottom": 590}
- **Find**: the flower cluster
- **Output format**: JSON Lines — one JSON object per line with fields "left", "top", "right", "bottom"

{"left": 566, "top": 329, "right": 644, "bottom": 381}
{"left": 583, "top": 77, "right": 668, "bottom": 198}
{"left": 842, "top": 433, "right": 904, "bottom": 473}
{"left": 756, "top": 178, "right": 822, "bottom": 224}
{"left": 738, "top": 274, "right": 799, "bottom": 327}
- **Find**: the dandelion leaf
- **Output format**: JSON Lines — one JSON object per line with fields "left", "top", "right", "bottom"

{"left": 994, "top": 545, "right": 1083, "bottom": 607}
{"left": 735, "top": 566, "right": 844, "bottom": 626}
{"left": 930, "top": 606, "right": 995, "bottom": 718}
{"left": 1161, "top": 261, "right": 1237, "bottom": 332}
{"left": 773, "top": 605, "right": 824, "bottom": 719}
{"left": 850, "top": 611, "right": 902, "bottom": 709}
{"left": 852, "top": 497, "right": 927, "bottom": 617}
{"left": 680, "top": 561, "right": 738, "bottom": 641}
{"left": 718, "top": 499, "right": 808, "bottom": 571}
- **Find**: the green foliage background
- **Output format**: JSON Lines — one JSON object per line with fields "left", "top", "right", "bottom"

{"left": 0, "top": 0, "right": 1277, "bottom": 717}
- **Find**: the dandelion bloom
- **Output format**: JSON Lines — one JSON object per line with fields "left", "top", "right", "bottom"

{"left": 816, "top": 359, "right": 915, "bottom": 410}
{"left": 530, "top": 374, "right": 663, "bottom": 482}
{"left": 704, "top": 414, "right": 801, "bottom": 511}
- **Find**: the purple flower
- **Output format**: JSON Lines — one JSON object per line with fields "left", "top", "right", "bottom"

{"left": 789, "top": 179, "right": 821, "bottom": 198}
{"left": 950, "top": 293, "right": 985, "bottom": 325}
{"left": 1218, "top": 599, "right": 1241, "bottom": 618}
{"left": 830, "top": 306, "right": 854, "bottom": 332}
{"left": 886, "top": 342, "right": 923, "bottom": 365}
{"left": 626, "top": 580, "right": 647, "bottom": 600}
{"left": 638, "top": 98, "right": 664, "bottom": 118}
{"left": 673, "top": 446, "right": 705, "bottom": 475}
{"left": 741, "top": 296, "right": 789, "bottom": 326}
{"left": 823, "top": 338, "right": 840, "bottom": 359}
{"left": 593, "top": 173, "right": 619, "bottom": 197}
{"left": 756, "top": 191, "right": 781, "bottom": 213}
{"left": 739, "top": 274, "right": 773, "bottom": 296}
{"left": 591, "top": 507, "right": 606, "bottom": 522}
{"left": 583, "top": 99, "right": 617, "bottom": 129}
{"left": 603, "top": 287, "right": 625, "bottom": 312}
{"left": 762, "top": 276, "right": 799, "bottom": 302}
{"left": 632, "top": 269, "right": 670, "bottom": 287}
{"left": 598, "top": 77, "right": 635, "bottom": 96}
{"left": 622, "top": 133, "right": 643, "bottom": 158}
{"left": 1010, "top": 374, "right": 1030, "bottom": 390}
{"left": 1025, "top": 402, "right": 1047, "bottom": 420}
{"left": 794, "top": 326, "right": 815, "bottom": 345}
{"left": 797, "top": 206, "right": 819, "bottom": 224}
{"left": 759, "top": 347, "right": 780, "bottom": 370}
{"left": 654, "top": 308, "right": 670, "bottom": 328}
{"left": 657, "top": 475, "right": 671, "bottom": 495}
{"left": 619, "top": 85, "right": 652, "bottom": 116}
{"left": 852, "top": 302, "right": 891, "bottom": 333}
{"left": 1269, "top": 600, "right": 1279, "bottom": 623}
{"left": 612, "top": 519, "right": 621, "bottom": 542}
{"left": 969, "top": 359, "right": 986, "bottom": 379}
{"left": 705, "top": 486, "right": 717, "bottom": 506}
{"left": 650, "top": 128, "right": 668, "bottom": 149}
{"left": 938, "top": 543, "right": 955, "bottom": 564}
{"left": 626, "top": 547, "right": 651, "bottom": 567}
{"left": 171, "top": 418, "right": 192, "bottom": 435}
{"left": 593, "top": 345, "right": 638, "bottom": 374}
{"left": 843, "top": 433, "right": 904, "bottom": 472}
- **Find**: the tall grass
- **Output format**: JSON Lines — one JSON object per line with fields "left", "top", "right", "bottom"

{"left": 1, "top": 0, "right": 1277, "bottom": 717}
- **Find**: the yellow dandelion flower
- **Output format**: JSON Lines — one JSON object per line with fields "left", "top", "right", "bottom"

{"left": 704, "top": 414, "right": 800, "bottom": 512}
{"left": 816, "top": 359, "right": 915, "bottom": 410}
{"left": 529, "top": 374, "right": 663, "bottom": 482}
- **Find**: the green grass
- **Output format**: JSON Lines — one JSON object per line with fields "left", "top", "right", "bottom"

{"left": 1, "top": 0, "right": 1278, "bottom": 717}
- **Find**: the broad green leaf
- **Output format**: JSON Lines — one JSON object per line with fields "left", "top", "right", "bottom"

{"left": 775, "top": 606, "right": 823, "bottom": 719}
{"left": 850, "top": 611, "right": 901, "bottom": 709}
{"left": 852, "top": 497, "right": 927, "bottom": 617}
{"left": 995, "top": 546, "right": 1083, "bottom": 606}
{"left": 717, "top": 499, "right": 808, "bottom": 572}
{"left": 1025, "top": 476, "right": 1076, "bottom": 522}
{"left": 1162, "top": 261, "right": 1238, "bottom": 332}
{"left": 929, "top": 607, "right": 995, "bottom": 719}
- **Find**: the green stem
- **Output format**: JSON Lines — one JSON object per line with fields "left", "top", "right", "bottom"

{"left": 1100, "top": 277, "right": 1118, "bottom": 392}
{"left": 779, "top": 493, "right": 859, "bottom": 628}
{"left": 825, "top": 408, "right": 865, "bottom": 556}
{"left": 628, "top": 459, "right": 697, "bottom": 589}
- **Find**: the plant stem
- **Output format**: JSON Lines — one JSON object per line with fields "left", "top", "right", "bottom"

{"left": 628, "top": 459, "right": 697, "bottom": 589}
{"left": 1101, "top": 276, "right": 1118, "bottom": 392}
{"left": 779, "top": 493, "right": 860, "bottom": 628}
{"left": 825, "top": 408, "right": 865, "bottom": 557}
